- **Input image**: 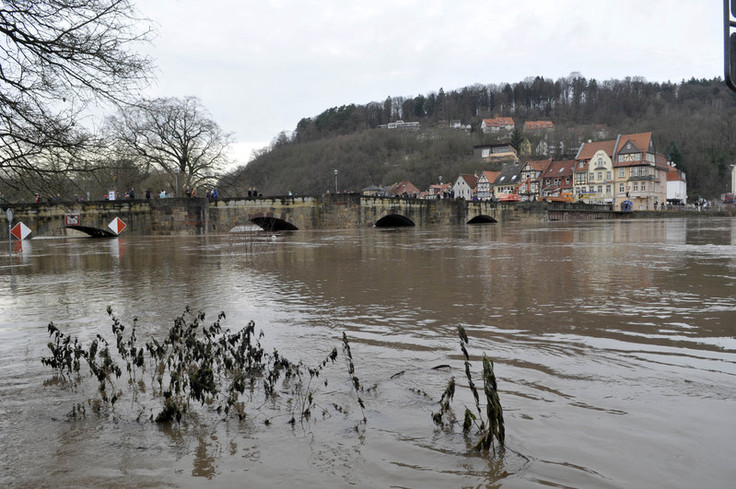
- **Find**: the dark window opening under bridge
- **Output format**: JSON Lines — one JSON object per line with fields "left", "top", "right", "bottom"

{"left": 250, "top": 217, "right": 299, "bottom": 231}
{"left": 375, "top": 214, "right": 416, "bottom": 227}
{"left": 467, "top": 215, "right": 497, "bottom": 224}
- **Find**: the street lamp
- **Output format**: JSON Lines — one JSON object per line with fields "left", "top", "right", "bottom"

{"left": 174, "top": 167, "right": 180, "bottom": 198}
{"left": 439, "top": 175, "right": 443, "bottom": 198}
{"left": 334, "top": 169, "right": 338, "bottom": 194}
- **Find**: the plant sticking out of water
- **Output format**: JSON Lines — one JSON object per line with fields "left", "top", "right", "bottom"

{"left": 432, "top": 326, "right": 505, "bottom": 453}
{"left": 342, "top": 332, "right": 366, "bottom": 424}
{"left": 41, "top": 307, "right": 364, "bottom": 428}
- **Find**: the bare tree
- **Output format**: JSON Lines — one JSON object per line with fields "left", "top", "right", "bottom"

{"left": 0, "top": 0, "right": 152, "bottom": 195}
{"left": 105, "top": 96, "right": 233, "bottom": 188}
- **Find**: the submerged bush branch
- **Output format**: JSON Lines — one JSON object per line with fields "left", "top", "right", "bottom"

{"left": 41, "top": 308, "right": 363, "bottom": 426}
{"left": 432, "top": 326, "right": 506, "bottom": 453}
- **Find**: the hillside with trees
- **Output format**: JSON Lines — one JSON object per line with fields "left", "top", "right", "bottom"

{"left": 222, "top": 76, "right": 736, "bottom": 201}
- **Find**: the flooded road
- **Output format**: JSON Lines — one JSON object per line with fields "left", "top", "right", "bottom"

{"left": 1, "top": 218, "right": 735, "bottom": 488}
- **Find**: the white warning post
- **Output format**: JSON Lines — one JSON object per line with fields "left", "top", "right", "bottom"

{"left": 11, "top": 222, "right": 32, "bottom": 240}
{"left": 108, "top": 217, "right": 127, "bottom": 235}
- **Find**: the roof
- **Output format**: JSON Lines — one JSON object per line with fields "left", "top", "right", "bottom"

{"left": 575, "top": 139, "right": 616, "bottom": 161}
{"left": 479, "top": 171, "right": 501, "bottom": 183}
{"left": 667, "top": 163, "right": 687, "bottom": 181}
{"left": 457, "top": 174, "right": 479, "bottom": 188}
{"left": 524, "top": 120, "right": 554, "bottom": 130}
{"left": 482, "top": 117, "right": 515, "bottom": 127}
{"left": 493, "top": 163, "right": 523, "bottom": 185}
{"left": 385, "top": 181, "right": 419, "bottom": 196}
{"left": 541, "top": 159, "right": 575, "bottom": 179}
{"left": 524, "top": 159, "right": 553, "bottom": 173}
{"left": 616, "top": 132, "right": 653, "bottom": 154}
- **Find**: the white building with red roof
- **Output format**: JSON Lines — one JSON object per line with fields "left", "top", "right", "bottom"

{"left": 481, "top": 117, "right": 515, "bottom": 134}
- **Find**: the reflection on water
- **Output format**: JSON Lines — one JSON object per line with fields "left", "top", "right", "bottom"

{"left": 1, "top": 218, "right": 735, "bottom": 488}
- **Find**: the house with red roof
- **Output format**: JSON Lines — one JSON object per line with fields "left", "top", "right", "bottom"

{"left": 666, "top": 162, "right": 687, "bottom": 205}
{"left": 612, "top": 132, "right": 668, "bottom": 211}
{"left": 385, "top": 181, "right": 419, "bottom": 198}
{"left": 573, "top": 132, "right": 673, "bottom": 210}
{"left": 573, "top": 139, "right": 617, "bottom": 203}
{"left": 519, "top": 159, "right": 552, "bottom": 201}
{"left": 475, "top": 171, "right": 501, "bottom": 200}
{"left": 453, "top": 174, "right": 479, "bottom": 201}
{"left": 524, "top": 120, "right": 554, "bottom": 131}
{"left": 481, "top": 117, "right": 515, "bottom": 134}
{"left": 540, "top": 160, "right": 575, "bottom": 197}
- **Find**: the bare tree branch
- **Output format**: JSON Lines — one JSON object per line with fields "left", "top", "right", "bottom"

{"left": 105, "top": 96, "right": 232, "bottom": 187}
{"left": 0, "top": 0, "right": 153, "bottom": 195}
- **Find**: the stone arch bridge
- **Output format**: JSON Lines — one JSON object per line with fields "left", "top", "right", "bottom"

{"left": 1, "top": 194, "right": 614, "bottom": 238}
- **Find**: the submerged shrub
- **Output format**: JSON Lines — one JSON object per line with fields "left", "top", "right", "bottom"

{"left": 41, "top": 307, "right": 363, "bottom": 426}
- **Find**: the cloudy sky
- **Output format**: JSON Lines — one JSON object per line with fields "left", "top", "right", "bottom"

{"left": 135, "top": 0, "right": 724, "bottom": 166}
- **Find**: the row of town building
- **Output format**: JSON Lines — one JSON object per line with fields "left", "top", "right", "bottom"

{"left": 363, "top": 132, "right": 688, "bottom": 211}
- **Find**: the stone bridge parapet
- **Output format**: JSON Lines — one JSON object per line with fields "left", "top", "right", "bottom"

{"left": 1, "top": 194, "right": 613, "bottom": 239}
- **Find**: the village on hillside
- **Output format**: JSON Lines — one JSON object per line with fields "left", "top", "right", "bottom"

{"left": 364, "top": 118, "right": 689, "bottom": 212}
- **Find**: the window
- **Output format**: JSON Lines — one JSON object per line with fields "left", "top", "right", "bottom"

{"left": 589, "top": 172, "right": 594, "bottom": 181}
{"left": 641, "top": 167, "right": 648, "bottom": 176}
{"left": 618, "top": 168, "right": 625, "bottom": 178}
{"left": 632, "top": 167, "right": 639, "bottom": 177}
{"left": 619, "top": 183, "right": 625, "bottom": 192}
{"left": 633, "top": 182, "right": 639, "bottom": 192}
{"left": 641, "top": 183, "right": 646, "bottom": 191}
{"left": 606, "top": 185, "right": 611, "bottom": 194}
{"left": 597, "top": 171, "right": 602, "bottom": 180}
{"left": 597, "top": 185, "right": 603, "bottom": 194}
{"left": 606, "top": 171, "right": 612, "bottom": 180}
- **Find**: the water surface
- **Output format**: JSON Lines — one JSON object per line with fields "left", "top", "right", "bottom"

{"left": 1, "top": 218, "right": 735, "bottom": 488}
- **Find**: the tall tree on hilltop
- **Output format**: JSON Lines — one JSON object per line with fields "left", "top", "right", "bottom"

{"left": 0, "top": 0, "right": 152, "bottom": 195}
{"left": 105, "top": 97, "right": 232, "bottom": 189}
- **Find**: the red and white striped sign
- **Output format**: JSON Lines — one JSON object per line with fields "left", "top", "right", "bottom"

{"left": 11, "top": 222, "right": 32, "bottom": 240}
{"left": 108, "top": 217, "right": 127, "bottom": 235}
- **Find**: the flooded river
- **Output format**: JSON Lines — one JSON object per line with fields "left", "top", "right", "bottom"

{"left": 1, "top": 218, "right": 735, "bottom": 488}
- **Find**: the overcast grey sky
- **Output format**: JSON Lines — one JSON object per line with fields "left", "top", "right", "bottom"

{"left": 136, "top": 0, "right": 724, "bottom": 166}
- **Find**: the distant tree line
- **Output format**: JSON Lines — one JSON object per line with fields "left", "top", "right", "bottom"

{"left": 224, "top": 75, "right": 736, "bottom": 200}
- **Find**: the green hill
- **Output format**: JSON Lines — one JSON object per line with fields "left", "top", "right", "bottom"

{"left": 221, "top": 76, "right": 736, "bottom": 200}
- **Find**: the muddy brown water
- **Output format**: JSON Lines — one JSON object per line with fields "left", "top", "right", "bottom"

{"left": 1, "top": 218, "right": 735, "bottom": 488}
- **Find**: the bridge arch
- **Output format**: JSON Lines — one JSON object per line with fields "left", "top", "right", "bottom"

{"left": 249, "top": 216, "right": 299, "bottom": 231}
{"left": 65, "top": 225, "right": 118, "bottom": 237}
{"left": 467, "top": 215, "right": 498, "bottom": 224}
{"left": 375, "top": 214, "right": 415, "bottom": 227}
